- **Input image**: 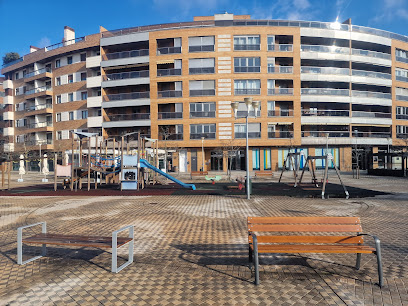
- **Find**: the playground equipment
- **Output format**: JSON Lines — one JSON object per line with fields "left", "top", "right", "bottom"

{"left": 0, "top": 157, "right": 11, "bottom": 190}
{"left": 205, "top": 175, "right": 222, "bottom": 184}
{"left": 278, "top": 152, "right": 303, "bottom": 187}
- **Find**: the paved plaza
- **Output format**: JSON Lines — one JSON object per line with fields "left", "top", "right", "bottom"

{"left": 0, "top": 173, "right": 407, "bottom": 305}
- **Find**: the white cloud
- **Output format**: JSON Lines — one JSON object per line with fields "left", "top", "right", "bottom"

{"left": 36, "top": 37, "right": 51, "bottom": 48}
{"left": 294, "top": 0, "right": 310, "bottom": 10}
{"left": 371, "top": 0, "right": 408, "bottom": 22}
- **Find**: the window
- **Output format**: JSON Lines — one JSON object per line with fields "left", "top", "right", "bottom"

{"left": 57, "top": 131, "right": 62, "bottom": 140}
{"left": 97, "top": 90, "right": 102, "bottom": 96}
{"left": 264, "top": 148, "right": 271, "bottom": 170}
{"left": 190, "top": 102, "right": 216, "bottom": 118}
{"left": 23, "top": 70, "right": 27, "bottom": 78}
{"left": 81, "top": 91, "right": 88, "bottom": 100}
{"left": 235, "top": 123, "right": 261, "bottom": 138}
{"left": 234, "top": 79, "right": 261, "bottom": 95}
{"left": 97, "top": 109, "right": 102, "bottom": 116}
{"left": 396, "top": 68, "right": 408, "bottom": 82}
{"left": 189, "top": 80, "right": 215, "bottom": 96}
{"left": 81, "top": 110, "right": 88, "bottom": 119}
{"left": 67, "top": 56, "right": 73, "bottom": 65}
{"left": 396, "top": 48, "right": 408, "bottom": 63}
{"left": 190, "top": 124, "right": 216, "bottom": 139}
{"left": 234, "top": 35, "right": 260, "bottom": 50}
{"left": 267, "top": 36, "right": 275, "bottom": 50}
{"left": 56, "top": 113, "right": 61, "bottom": 122}
{"left": 69, "top": 112, "right": 74, "bottom": 120}
{"left": 188, "top": 36, "right": 215, "bottom": 52}
{"left": 68, "top": 75, "right": 73, "bottom": 83}
{"left": 15, "top": 72, "right": 19, "bottom": 80}
{"left": 397, "top": 125, "right": 408, "bottom": 138}
{"left": 56, "top": 77, "right": 61, "bottom": 86}
{"left": 80, "top": 53, "right": 86, "bottom": 61}
{"left": 80, "top": 72, "right": 87, "bottom": 81}
{"left": 396, "top": 87, "right": 408, "bottom": 101}
{"left": 235, "top": 101, "right": 261, "bottom": 117}
{"left": 234, "top": 57, "right": 261, "bottom": 73}
{"left": 189, "top": 58, "right": 215, "bottom": 74}
{"left": 252, "top": 148, "right": 260, "bottom": 170}
{"left": 56, "top": 95, "right": 61, "bottom": 104}
{"left": 55, "top": 59, "right": 61, "bottom": 68}
{"left": 68, "top": 93, "right": 74, "bottom": 102}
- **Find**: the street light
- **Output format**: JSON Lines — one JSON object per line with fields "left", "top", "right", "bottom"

{"left": 231, "top": 97, "right": 260, "bottom": 200}
{"left": 201, "top": 137, "right": 205, "bottom": 172}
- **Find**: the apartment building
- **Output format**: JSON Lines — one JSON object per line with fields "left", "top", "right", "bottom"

{"left": 2, "top": 14, "right": 408, "bottom": 173}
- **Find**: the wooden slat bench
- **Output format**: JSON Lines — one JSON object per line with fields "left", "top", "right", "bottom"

{"left": 254, "top": 171, "right": 274, "bottom": 178}
{"left": 191, "top": 171, "right": 208, "bottom": 177}
{"left": 17, "top": 222, "right": 134, "bottom": 273}
{"left": 247, "top": 217, "right": 383, "bottom": 287}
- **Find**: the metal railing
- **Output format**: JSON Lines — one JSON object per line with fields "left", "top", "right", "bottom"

{"left": 236, "top": 110, "right": 261, "bottom": 117}
{"left": 158, "top": 112, "right": 183, "bottom": 119}
{"left": 234, "top": 88, "right": 261, "bottom": 95}
{"left": 268, "top": 88, "right": 294, "bottom": 95}
{"left": 268, "top": 66, "right": 293, "bottom": 73}
{"left": 268, "top": 44, "right": 293, "bottom": 51}
{"left": 105, "top": 49, "right": 149, "bottom": 60}
{"left": 352, "top": 69, "right": 391, "bottom": 80}
{"left": 190, "top": 111, "right": 216, "bottom": 118}
{"left": 352, "top": 111, "right": 392, "bottom": 118}
{"left": 2, "top": 57, "right": 23, "bottom": 68}
{"left": 157, "top": 46, "right": 181, "bottom": 55}
{"left": 353, "top": 132, "right": 391, "bottom": 138}
{"left": 268, "top": 131, "right": 293, "bottom": 138}
{"left": 25, "top": 85, "right": 52, "bottom": 95}
{"left": 234, "top": 66, "right": 261, "bottom": 73}
{"left": 397, "top": 114, "right": 408, "bottom": 120}
{"left": 104, "top": 70, "right": 149, "bottom": 81}
{"left": 301, "top": 88, "right": 349, "bottom": 96}
{"left": 160, "top": 133, "right": 183, "bottom": 140}
{"left": 25, "top": 67, "right": 51, "bottom": 78}
{"left": 301, "top": 66, "right": 349, "bottom": 75}
{"left": 396, "top": 75, "right": 408, "bottom": 83}
{"left": 190, "top": 133, "right": 216, "bottom": 139}
{"left": 235, "top": 132, "right": 261, "bottom": 138}
{"left": 189, "top": 67, "right": 215, "bottom": 74}
{"left": 396, "top": 56, "right": 408, "bottom": 64}
{"left": 268, "top": 110, "right": 294, "bottom": 117}
{"left": 189, "top": 89, "right": 216, "bottom": 96}
{"left": 234, "top": 44, "right": 260, "bottom": 51}
{"left": 301, "top": 110, "right": 349, "bottom": 116}
{"left": 302, "top": 131, "right": 349, "bottom": 137}
{"left": 105, "top": 91, "right": 150, "bottom": 101}
{"left": 45, "top": 37, "right": 85, "bottom": 51}
{"left": 351, "top": 90, "right": 391, "bottom": 99}
{"left": 107, "top": 113, "right": 150, "bottom": 121}
{"left": 189, "top": 45, "right": 214, "bottom": 52}
{"left": 351, "top": 48, "right": 391, "bottom": 60}
{"left": 158, "top": 90, "right": 182, "bottom": 98}
{"left": 300, "top": 45, "right": 349, "bottom": 54}
{"left": 27, "top": 122, "right": 53, "bottom": 129}
{"left": 396, "top": 95, "right": 408, "bottom": 102}
{"left": 27, "top": 139, "right": 53, "bottom": 146}
{"left": 157, "top": 68, "right": 182, "bottom": 77}
{"left": 26, "top": 104, "right": 53, "bottom": 112}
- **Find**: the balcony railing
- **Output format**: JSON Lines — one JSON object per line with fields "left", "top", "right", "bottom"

{"left": 235, "top": 132, "right": 261, "bottom": 138}
{"left": 234, "top": 66, "right": 261, "bottom": 73}
{"left": 396, "top": 56, "right": 408, "bottom": 64}
{"left": 268, "top": 110, "right": 294, "bottom": 117}
{"left": 189, "top": 45, "right": 214, "bottom": 52}
{"left": 105, "top": 91, "right": 150, "bottom": 101}
{"left": 351, "top": 48, "right": 391, "bottom": 60}
{"left": 352, "top": 69, "right": 392, "bottom": 80}
{"left": 190, "top": 133, "right": 216, "bottom": 139}
{"left": 104, "top": 70, "right": 149, "bottom": 81}
{"left": 234, "top": 88, "right": 261, "bottom": 95}
{"left": 157, "top": 46, "right": 181, "bottom": 55}
{"left": 27, "top": 139, "right": 53, "bottom": 146}
{"left": 25, "top": 85, "right": 52, "bottom": 95}
{"left": 396, "top": 95, "right": 408, "bottom": 102}
{"left": 105, "top": 49, "right": 149, "bottom": 60}
{"left": 397, "top": 133, "right": 408, "bottom": 139}
{"left": 158, "top": 90, "right": 182, "bottom": 98}
{"left": 236, "top": 110, "right": 261, "bottom": 117}
{"left": 26, "top": 104, "right": 53, "bottom": 112}
{"left": 160, "top": 133, "right": 184, "bottom": 140}
{"left": 396, "top": 75, "right": 408, "bottom": 83}
{"left": 352, "top": 111, "right": 392, "bottom": 118}
{"left": 107, "top": 113, "right": 150, "bottom": 121}
{"left": 353, "top": 132, "right": 391, "bottom": 138}
{"left": 268, "top": 131, "right": 293, "bottom": 138}
{"left": 301, "top": 110, "right": 349, "bottom": 117}
{"left": 300, "top": 45, "right": 349, "bottom": 54}
{"left": 189, "top": 89, "right": 215, "bottom": 96}
{"left": 301, "top": 66, "right": 349, "bottom": 75}
{"left": 301, "top": 88, "right": 349, "bottom": 96}
{"left": 302, "top": 131, "right": 349, "bottom": 137}
{"left": 268, "top": 66, "right": 293, "bottom": 73}
{"left": 28, "top": 122, "right": 53, "bottom": 129}
{"left": 234, "top": 44, "right": 260, "bottom": 51}
{"left": 397, "top": 114, "right": 408, "bottom": 120}
{"left": 190, "top": 111, "right": 216, "bottom": 118}
{"left": 268, "top": 44, "right": 293, "bottom": 52}
{"left": 25, "top": 67, "right": 51, "bottom": 78}
{"left": 351, "top": 90, "right": 391, "bottom": 99}
{"left": 157, "top": 68, "right": 182, "bottom": 77}
{"left": 189, "top": 67, "right": 215, "bottom": 74}
{"left": 268, "top": 88, "right": 294, "bottom": 95}
{"left": 2, "top": 57, "right": 23, "bottom": 68}
{"left": 158, "top": 112, "right": 183, "bottom": 119}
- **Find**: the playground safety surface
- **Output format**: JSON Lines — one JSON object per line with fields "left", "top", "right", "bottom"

{"left": 0, "top": 173, "right": 407, "bottom": 305}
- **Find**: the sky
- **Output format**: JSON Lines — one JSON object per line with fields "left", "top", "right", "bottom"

{"left": 1, "top": 0, "right": 408, "bottom": 65}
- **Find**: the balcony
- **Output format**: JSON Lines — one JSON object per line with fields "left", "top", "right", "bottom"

{"left": 20, "top": 104, "right": 53, "bottom": 115}
{"left": 25, "top": 85, "right": 52, "bottom": 96}
{"left": 235, "top": 132, "right": 261, "bottom": 139}
{"left": 190, "top": 133, "right": 216, "bottom": 140}
{"left": 351, "top": 70, "right": 391, "bottom": 80}
{"left": 158, "top": 112, "right": 183, "bottom": 119}
{"left": 105, "top": 91, "right": 150, "bottom": 101}
{"left": 268, "top": 44, "right": 293, "bottom": 52}
{"left": 3, "top": 79, "right": 13, "bottom": 89}
{"left": 190, "top": 111, "right": 216, "bottom": 118}
{"left": 25, "top": 67, "right": 51, "bottom": 79}
{"left": 107, "top": 113, "right": 150, "bottom": 121}
{"left": 301, "top": 66, "right": 349, "bottom": 75}
{"left": 301, "top": 110, "right": 349, "bottom": 117}
{"left": 87, "top": 96, "right": 102, "bottom": 108}
{"left": 301, "top": 88, "right": 349, "bottom": 96}
{"left": 268, "top": 109, "right": 294, "bottom": 117}
{"left": 351, "top": 48, "right": 391, "bottom": 60}
{"left": 268, "top": 66, "right": 293, "bottom": 74}
{"left": 353, "top": 132, "right": 391, "bottom": 138}
{"left": 189, "top": 67, "right": 215, "bottom": 74}
{"left": 189, "top": 45, "right": 214, "bottom": 52}
{"left": 234, "top": 88, "right": 261, "bottom": 95}
{"left": 26, "top": 139, "right": 53, "bottom": 146}
{"left": 87, "top": 76, "right": 101, "bottom": 88}
{"left": 234, "top": 66, "right": 261, "bottom": 73}
{"left": 157, "top": 47, "right": 181, "bottom": 55}
{"left": 104, "top": 70, "right": 149, "bottom": 81}
{"left": 157, "top": 90, "right": 182, "bottom": 98}
{"left": 351, "top": 90, "right": 391, "bottom": 99}
{"left": 396, "top": 114, "right": 408, "bottom": 120}
{"left": 396, "top": 75, "right": 408, "bottom": 83}
{"left": 157, "top": 68, "right": 182, "bottom": 77}
{"left": 20, "top": 122, "right": 53, "bottom": 129}
{"left": 268, "top": 131, "right": 293, "bottom": 138}
{"left": 86, "top": 55, "right": 101, "bottom": 68}
{"left": 350, "top": 48, "right": 391, "bottom": 66}
{"left": 396, "top": 95, "right": 408, "bottom": 102}
{"left": 268, "top": 88, "right": 294, "bottom": 95}
{"left": 396, "top": 56, "right": 408, "bottom": 64}
{"left": 106, "top": 49, "right": 149, "bottom": 60}
{"left": 300, "top": 45, "right": 349, "bottom": 54}
{"left": 302, "top": 131, "right": 349, "bottom": 137}
{"left": 87, "top": 116, "right": 103, "bottom": 128}
{"left": 189, "top": 89, "right": 215, "bottom": 97}
{"left": 352, "top": 111, "right": 391, "bottom": 118}
{"left": 160, "top": 133, "right": 184, "bottom": 140}
{"left": 234, "top": 44, "right": 260, "bottom": 51}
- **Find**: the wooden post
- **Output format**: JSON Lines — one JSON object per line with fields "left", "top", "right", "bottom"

{"left": 137, "top": 132, "right": 141, "bottom": 191}
{"left": 121, "top": 137, "right": 124, "bottom": 191}
{"left": 79, "top": 139, "right": 83, "bottom": 189}
{"left": 88, "top": 137, "right": 91, "bottom": 191}
{"left": 71, "top": 132, "right": 74, "bottom": 191}
{"left": 54, "top": 153, "right": 58, "bottom": 191}
{"left": 7, "top": 162, "right": 11, "bottom": 190}
{"left": 1, "top": 163, "right": 4, "bottom": 188}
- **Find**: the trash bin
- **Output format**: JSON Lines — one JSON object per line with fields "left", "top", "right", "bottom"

{"left": 245, "top": 177, "right": 252, "bottom": 195}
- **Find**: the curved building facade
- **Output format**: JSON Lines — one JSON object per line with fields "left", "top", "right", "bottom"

{"left": 2, "top": 13, "right": 408, "bottom": 172}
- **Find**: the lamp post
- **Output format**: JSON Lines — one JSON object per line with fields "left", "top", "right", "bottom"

{"left": 231, "top": 97, "right": 260, "bottom": 200}
{"left": 201, "top": 137, "right": 205, "bottom": 172}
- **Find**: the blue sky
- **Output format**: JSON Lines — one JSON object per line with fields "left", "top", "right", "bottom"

{"left": 1, "top": 0, "right": 408, "bottom": 64}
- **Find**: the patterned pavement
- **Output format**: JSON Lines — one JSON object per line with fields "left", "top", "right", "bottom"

{"left": 0, "top": 173, "right": 407, "bottom": 305}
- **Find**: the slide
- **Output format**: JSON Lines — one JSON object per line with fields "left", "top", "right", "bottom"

{"left": 139, "top": 159, "right": 196, "bottom": 190}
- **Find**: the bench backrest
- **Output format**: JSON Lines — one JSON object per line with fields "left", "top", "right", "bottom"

{"left": 247, "top": 217, "right": 364, "bottom": 244}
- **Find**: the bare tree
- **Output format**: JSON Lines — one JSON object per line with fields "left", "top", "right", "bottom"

{"left": 220, "top": 139, "right": 241, "bottom": 181}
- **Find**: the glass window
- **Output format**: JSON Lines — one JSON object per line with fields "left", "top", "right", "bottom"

{"left": 68, "top": 93, "right": 74, "bottom": 102}
{"left": 68, "top": 75, "right": 73, "bottom": 83}
{"left": 81, "top": 72, "right": 86, "bottom": 81}
{"left": 69, "top": 112, "right": 74, "bottom": 120}
{"left": 56, "top": 77, "right": 61, "bottom": 86}
{"left": 81, "top": 92, "right": 88, "bottom": 100}
{"left": 81, "top": 110, "right": 88, "bottom": 119}
{"left": 67, "top": 56, "right": 73, "bottom": 64}
{"left": 55, "top": 59, "right": 60, "bottom": 68}
{"left": 80, "top": 53, "right": 86, "bottom": 61}
{"left": 56, "top": 95, "right": 61, "bottom": 104}
{"left": 57, "top": 131, "right": 62, "bottom": 140}
{"left": 15, "top": 72, "right": 19, "bottom": 80}
{"left": 56, "top": 113, "right": 61, "bottom": 122}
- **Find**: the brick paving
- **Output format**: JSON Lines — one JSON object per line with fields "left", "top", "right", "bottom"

{"left": 0, "top": 173, "right": 407, "bottom": 305}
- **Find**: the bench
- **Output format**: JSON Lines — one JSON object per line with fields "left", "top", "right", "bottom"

{"left": 247, "top": 217, "right": 383, "bottom": 287}
{"left": 17, "top": 222, "right": 134, "bottom": 273}
{"left": 190, "top": 171, "right": 208, "bottom": 177}
{"left": 254, "top": 171, "right": 274, "bottom": 178}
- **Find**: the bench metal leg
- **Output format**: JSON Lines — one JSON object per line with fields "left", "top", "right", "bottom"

{"left": 17, "top": 222, "right": 47, "bottom": 265}
{"left": 112, "top": 225, "right": 134, "bottom": 273}
{"left": 252, "top": 234, "right": 260, "bottom": 285}
{"left": 375, "top": 238, "right": 383, "bottom": 288}
{"left": 356, "top": 253, "right": 361, "bottom": 270}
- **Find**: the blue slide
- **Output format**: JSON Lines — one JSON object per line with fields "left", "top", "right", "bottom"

{"left": 139, "top": 159, "right": 196, "bottom": 190}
